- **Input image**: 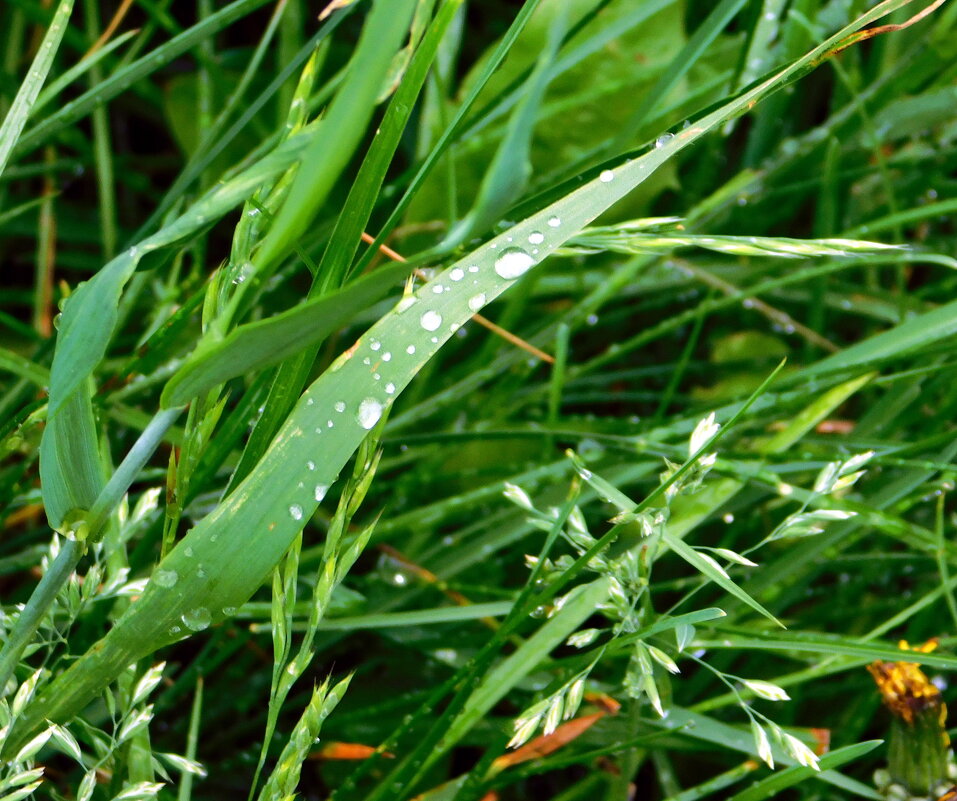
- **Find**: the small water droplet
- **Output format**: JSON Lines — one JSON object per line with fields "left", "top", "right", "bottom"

{"left": 382, "top": 352, "right": 391, "bottom": 361}
{"left": 468, "top": 265, "right": 479, "bottom": 273}
{"left": 396, "top": 296, "right": 416, "bottom": 313}
{"left": 153, "top": 569, "right": 178, "bottom": 588}
{"left": 315, "top": 485, "right": 329, "bottom": 502}
{"left": 182, "top": 607, "right": 211, "bottom": 631}
{"left": 357, "top": 398, "right": 383, "bottom": 429}
{"left": 406, "top": 345, "right": 416, "bottom": 354}
{"left": 469, "top": 293, "right": 486, "bottom": 312}
{"left": 307, "top": 460, "right": 316, "bottom": 471}
{"left": 432, "top": 285, "right": 444, "bottom": 294}
{"left": 184, "top": 547, "right": 193, "bottom": 557}
{"left": 420, "top": 310, "right": 442, "bottom": 331}
{"left": 334, "top": 401, "right": 346, "bottom": 413}
{"left": 450, "top": 268, "right": 464, "bottom": 281}
{"left": 528, "top": 231, "right": 544, "bottom": 245}
{"left": 385, "top": 383, "right": 396, "bottom": 394}
{"left": 289, "top": 504, "right": 304, "bottom": 520}
{"left": 223, "top": 606, "right": 237, "bottom": 616}
{"left": 494, "top": 248, "right": 534, "bottom": 280}
{"left": 370, "top": 339, "right": 381, "bottom": 351}
{"left": 599, "top": 169, "right": 614, "bottom": 182}
{"left": 655, "top": 132, "right": 675, "bottom": 148}
{"left": 547, "top": 216, "right": 561, "bottom": 228}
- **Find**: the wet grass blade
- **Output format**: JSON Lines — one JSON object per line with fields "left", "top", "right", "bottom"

{"left": 0, "top": 0, "right": 74, "bottom": 177}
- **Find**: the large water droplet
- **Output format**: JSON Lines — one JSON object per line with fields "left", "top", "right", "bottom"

{"left": 420, "top": 310, "right": 442, "bottom": 331}
{"left": 357, "top": 398, "right": 383, "bottom": 430}
{"left": 494, "top": 248, "right": 534, "bottom": 280}
{"left": 153, "top": 569, "right": 178, "bottom": 588}
{"left": 182, "top": 607, "right": 211, "bottom": 631}
{"left": 289, "top": 504, "right": 304, "bottom": 520}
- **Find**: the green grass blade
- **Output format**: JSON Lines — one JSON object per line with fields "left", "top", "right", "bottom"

{"left": 160, "top": 261, "right": 410, "bottom": 408}
{"left": 728, "top": 741, "right": 883, "bottom": 801}
{"left": 661, "top": 532, "right": 781, "bottom": 627}
{"left": 249, "top": 0, "right": 418, "bottom": 277}
{"left": 440, "top": 4, "right": 566, "bottom": 247}
{"left": 12, "top": 0, "right": 272, "bottom": 160}
{"left": 0, "top": 0, "right": 74, "bottom": 178}
{"left": 419, "top": 578, "right": 612, "bottom": 775}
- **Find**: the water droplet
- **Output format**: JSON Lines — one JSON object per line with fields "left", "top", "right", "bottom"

{"left": 392, "top": 573, "right": 408, "bottom": 586}
{"left": 182, "top": 607, "right": 211, "bottom": 631}
{"left": 289, "top": 504, "right": 304, "bottom": 520}
{"left": 382, "top": 352, "right": 392, "bottom": 361}
{"left": 315, "top": 485, "right": 329, "bottom": 502}
{"left": 357, "top": 398, "right": 383, "bottom": 429}
{"left": 153, "top": 569, "right": 178, "bottom": 588}
{"left": 655, "top": 133, "right": 675, "bottom": 148}
{"left": 385, "top": 383, "right": 396, "bottom": 394}
{"left": 396, "top": 296, "right": 416, "bottom": 313}
{"left": 450, "top": 268, "right": 464, "bottom": 281}
{"left": 222, "top": 606, "right": 237, "bottom": 616}
{"left": 599, "top": 169, "right": 614, "bottom": 182}
{"left": 432, "top": 285, "right": 444, "bottom": 294}
{"left": 370, "top": 339, "right": 381, "bottom": 351}
{"left": 307, "top": 460, "right": 316, "bottom": 471}
{"left": 468, "top": 265, "right": 479, "bottom": 273}
{"left": 334, "top": 401, "right": 346, "bottom": 413}
{"left": 420, "top": 310, "right": 442, "bottom": 331}
{"left": 528, "top": 231, "right": 544, "bottom": 245}
{"left": 547, "top": 216, "right": 561, "bottom": 228}
{"left": 494, "top": 248, "right": 534, "bottom": 280}
{"left": 184, "top": 547, "right": 193, "bottom": 557}
{"left": 406, "top": 345, "right": 416, "bottom": 354}
{"left": 469, "top": 293, "right": 486, "bottom": 312}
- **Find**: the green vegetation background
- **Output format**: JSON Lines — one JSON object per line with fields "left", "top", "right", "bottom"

{"left": 0, "top": 1, "right": 956, "bottom": 799}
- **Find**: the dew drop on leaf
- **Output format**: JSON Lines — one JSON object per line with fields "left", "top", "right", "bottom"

{"left": 357, "top": 398, "right": 383, "bottom": 430}
{"left": 182, "top": 607, "right": 211, "bottom": 631}
{"left": 494, "top": 248, "right": 534, "bottom": 280}
{"left": 153, "top": 569, "right": 178, "bottom": 588}
{"left": 420, "top": 310, "right": 442, "bottom": 331}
